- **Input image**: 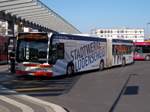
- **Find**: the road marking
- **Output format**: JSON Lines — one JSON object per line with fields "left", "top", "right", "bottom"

{"left": 0, "top": 104, "right": 10, "bottom": 112}
{"left": 16, "top": 94, "right": 67, "bottom": 112}
{"left": 0, "top": 85, "right": 67, "bottom": 112}
{"left": 15, "top": 86, "right": 64, "bottom": 92}
{"left": 0, "top": 96, "right": 34, "bottom": 112}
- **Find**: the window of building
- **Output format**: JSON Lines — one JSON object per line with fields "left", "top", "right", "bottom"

{"left": 121, "top": 30, "right": 124, "bottom": 33}
{"left": 100, "top": 30, "right": 103, "bottom": 33}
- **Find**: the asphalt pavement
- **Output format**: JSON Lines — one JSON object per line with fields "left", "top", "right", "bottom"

{"left": 35, "top": 61, "right": 150, "bottom": 112}
{"left": 0, "top": 61, "right": 150, "bottom": 112}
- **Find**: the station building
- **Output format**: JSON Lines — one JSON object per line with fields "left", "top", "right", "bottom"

{"left": 91, "top": 28, "right": 145, "bottom": 42}
{"left": 0, "top": 0, "right": 81, "bottom": 36}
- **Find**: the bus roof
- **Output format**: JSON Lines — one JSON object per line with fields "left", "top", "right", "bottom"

{"left": 52, "top": 33, "right": 107, "bottom": 42}
{"left": 134, "top": 42, "right": 150, "bottom": 46}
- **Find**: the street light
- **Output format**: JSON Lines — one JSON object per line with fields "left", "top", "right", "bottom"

{"left": 146, "top": 22, "right": 150, "bottom": 39}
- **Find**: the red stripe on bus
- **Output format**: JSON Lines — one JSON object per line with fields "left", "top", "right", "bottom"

{"left": 134, "top": 57, "right": 144, "bottom": 60}
{"left": 33, "top": 71, "right": 53, "bottom": 77}
{"left": 16, "top": 70, "right": 53, "bottom": 77}
{"left": 16, "top": 70, "right": 28, "bottom": 75}
{"left": 23, "top": 64, "right": 38, "bottom": 67}
{"left": 39, "top": 64, "right": 52, "bottom": 68}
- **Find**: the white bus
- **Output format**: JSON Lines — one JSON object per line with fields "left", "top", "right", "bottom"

{"left": 14, "top": 32, "right": 133, "bottom": 77}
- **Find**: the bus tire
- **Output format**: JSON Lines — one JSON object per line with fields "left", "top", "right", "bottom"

{"left": 66, "top": 64, "right": 74, "bottom": 76}
{"left": 145, "top": 55, "right": 150, "bottom": 61}
{"left": 122, "top": 58, "right": 126, "bottom": 66}
{"left": 99, "top": 60, "right": 104, "bottom": 71}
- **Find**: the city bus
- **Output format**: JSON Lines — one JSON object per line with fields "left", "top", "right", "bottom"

{"left": 0, "top": 35, "right": 8, "bottom": 64}
{"left": 134, "top": 42, "right": 150, "bottom": 60}
{"left": 13, "top": 32, "right": 134, "bottom": 77}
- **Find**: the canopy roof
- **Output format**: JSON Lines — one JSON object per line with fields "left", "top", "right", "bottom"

{"left": 0, "top": 0, "right": 80, "bottom": 33}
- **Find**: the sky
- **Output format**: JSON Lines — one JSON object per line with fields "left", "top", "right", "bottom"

{"left": 41, "top": 0, "right": 150, "bottom": 33}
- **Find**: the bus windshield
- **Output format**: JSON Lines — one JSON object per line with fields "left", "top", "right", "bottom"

{"left": 16, "top": 40, "right": 48, "bottom": 63}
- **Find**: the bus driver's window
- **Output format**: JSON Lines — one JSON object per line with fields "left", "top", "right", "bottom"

{"left": 49, "top": 43, "right": 64, "bottom": 64}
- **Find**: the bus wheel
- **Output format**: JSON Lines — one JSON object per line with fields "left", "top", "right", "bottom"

{"left": 145, "top": 55, "right": 150, "bottom": 61}
{"left": 99, "top": 61, "right": 104, "bottom": 71}
{"left": 122, "top": 58, "right": 126, "bottom": 66}
{"left": 66, "top": 65, "right": 74, "bottom": 76}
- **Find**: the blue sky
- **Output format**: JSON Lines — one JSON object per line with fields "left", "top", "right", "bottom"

{"left": 41, "top": 0, "right": 150, "bottom": 33}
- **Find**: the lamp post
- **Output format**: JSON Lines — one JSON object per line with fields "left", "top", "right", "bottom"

{"left": 146, "top": 23, "right": 150, "bottom": 39}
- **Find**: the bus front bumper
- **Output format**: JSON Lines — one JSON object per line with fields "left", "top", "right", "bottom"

{"left": 16, "top": 70, "right": 53, "bottom": 77}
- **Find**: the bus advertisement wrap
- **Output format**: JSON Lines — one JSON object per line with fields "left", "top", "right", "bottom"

{"left": 71, "top": 41, "right": 105, "bottom": 71}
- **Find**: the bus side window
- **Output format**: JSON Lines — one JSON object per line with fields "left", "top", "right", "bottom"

{"left": 57, "top": 43, "right": 64, "bottom": 59}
